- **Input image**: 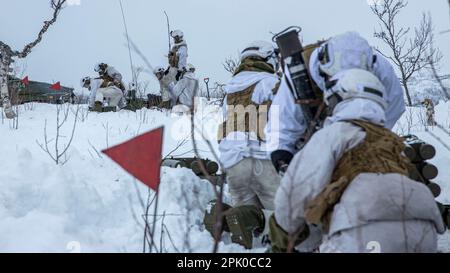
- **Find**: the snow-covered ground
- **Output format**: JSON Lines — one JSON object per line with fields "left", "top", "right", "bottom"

{"left": 394, "top": 100, "right": 450, "bottom": 252}
{"left": 0, "top": 99, "right": 450, "bottom": 253}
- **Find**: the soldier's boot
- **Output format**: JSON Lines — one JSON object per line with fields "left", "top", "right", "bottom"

{"left": 267, "top": 214, "right": 310, "bottom": 253}
{"left": 92, "top": 101, "right": 103, "bottom": 112}
{"left": 203, "top": 200, "right": 232, "bottom": 239}
{"left": 2, "top": 97, "right": 16, "bottom": 119}
{"left": 224, "top": 205, "right": 265, "bottom": 249}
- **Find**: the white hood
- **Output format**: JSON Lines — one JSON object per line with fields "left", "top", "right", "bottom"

{"left": 224, "top": 71, "right": 277, "bottom": 94}
{"left": 309, "top": 32, "right": 374, "bottom": 91}
{"left": 325, "top": 98, "right": 386, "bottom": 127}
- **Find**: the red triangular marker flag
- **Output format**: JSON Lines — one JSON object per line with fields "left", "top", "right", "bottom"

{"left": 22, "top": 76, "right": 29, "bottom": 85}
{"left": 50, "top": 82, "right": 61, "bottom": 91}
{"left": 102, "top": 127, "right": 164, "bottom": 191}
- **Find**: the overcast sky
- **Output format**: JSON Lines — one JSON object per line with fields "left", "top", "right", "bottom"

{"left": 1, "top": 0, "right": 449, "bottom": 92}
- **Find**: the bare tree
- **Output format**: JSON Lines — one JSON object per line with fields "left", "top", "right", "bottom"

{"left": 0, "top": 0, "right": 67, "bottom": 118}
{"left": 223, "top": 56, "right": 240, "bottom": 75}
{"left": 36, "top": 103, "right": 80, "bottom": 165}
{"left": 139, "top": 136, "right": 191, "bottom": 253}
{"left": 131, "top": 66, "right": 151, "bottom": 99}
{"left": 371, "top": 0, "right": 441, "bottom": 106}
{"left": 428, "top": 37, "right": 450, "bottom": 100}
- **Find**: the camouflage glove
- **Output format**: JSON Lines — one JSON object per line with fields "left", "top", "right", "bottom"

{"left": 268, "top": 214, "right": 309, "bottom": 253}
{"left": 271, "top": 150, "right": 294, "bottom": 174}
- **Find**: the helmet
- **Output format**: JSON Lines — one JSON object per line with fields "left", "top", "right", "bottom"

{"left": 80, "top": 76, "right": 91, "bottom": 88}
{"left": 186, "top": 63, "right": 195, "bottom": 72}
{"left": 324, "top": 69, "right": 387, "bottom": 110}
{"left": 170, "top": 29, "right": 184, "bottom": 39}
{"left": 94, "top": 62, "right": 107, "bottom": 72}
{"left": 153, "top": 66, "right": 165, "bottom": 75}
{"left": 240, "top": 40, "right": 276, "bottom": 61}
{"left": 316, "top": 32, "right": 374, "bottom": 78}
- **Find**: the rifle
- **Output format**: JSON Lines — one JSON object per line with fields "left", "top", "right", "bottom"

{"left": 403, "top": 135, "right": 450, "bottom": 228}
{"left": 161, "top": 157, "right": 220, "bottom": 182}
{"left": 272, "top": 26, "right": 326, "bottom": 149}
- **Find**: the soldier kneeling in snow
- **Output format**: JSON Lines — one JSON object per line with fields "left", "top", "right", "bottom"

{"left": 81, "top": 76, "right": 124, "bottom": 112}
{"left": 204, "top": 41, "right": 281, "bottom": 249}
{"left": 153, "top": 66, "right": 174, "bottom": 109}
{"left": 270, "top": 69, "right": 445, "bottom": 253}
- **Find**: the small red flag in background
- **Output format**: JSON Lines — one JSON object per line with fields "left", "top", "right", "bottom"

{"left": 102, "top": 127, "right": 164, "bottom": 191}
{"left": 22, "top": 76, "right": 29, "bottom": 85}
{"left": 50, "top": 81, "right": 61, "bottom": 91}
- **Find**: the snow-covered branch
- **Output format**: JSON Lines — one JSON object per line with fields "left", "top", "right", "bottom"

{"left": 0, "top": 0, "right": 67, "bottom": 63}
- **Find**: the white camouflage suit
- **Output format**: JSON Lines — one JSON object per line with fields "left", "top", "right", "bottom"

{"left": 266, "top": 32, "right": 445, "bottom": 252}
{"left": 274, "top": 98, "right": 445, "bottom": 253}
{"left": 266, "top": 32, "right": 406, "bottom": 156}
{"left": 104, "top": 66, "right": 123, "bottom": 83}
{"left": 168, "top": 71, "right": 199, "bottom": 108}
{"left": 168, "top": 40, "right": 188, "bottom": 83}
{"left": 171, "top": 40, "right": 188, "bottom": 71}
{"left": 87, "top": 78, "right": 124, "bottom": 108}
{"left": 220, "top": 71, "right": 281, "bottom": 210}
{"left": 159, "top": 68, "right": 176, "bottom": 103}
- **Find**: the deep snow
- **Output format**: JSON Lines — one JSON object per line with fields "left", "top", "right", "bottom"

{"left": 0, "top": 99, "right": 449, "bottom": 253}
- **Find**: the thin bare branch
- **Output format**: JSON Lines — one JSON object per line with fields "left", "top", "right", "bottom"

{"left": 0, "top": 0, "right": 67, "bottom": 61}
{"left": 371, "top": 0, "right": 439, "bottom": 106}
{"left": 223, "top": 56, "right": 240, "bottom": 75}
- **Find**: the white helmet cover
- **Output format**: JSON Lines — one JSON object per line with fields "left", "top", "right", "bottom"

{"left": 80, "top": 76, "right": 91, "bottom": 88}
{"left": 240, "top": 40, "right": 276, "bottom": 61}
{"left": 171, "top": 29, "right": 184, "bottom": 39}
{"left": 153, "top": 66, "right": 165, "bottom": 75}
{"left": 94, "top": 62, "right": 107, "bottom": 72}
{"left": 324, "top": 69, "right": 387, "bottom": 110}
